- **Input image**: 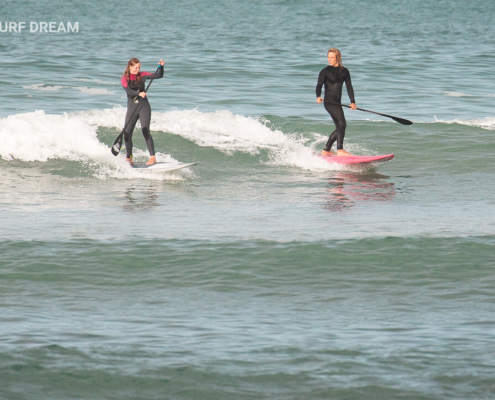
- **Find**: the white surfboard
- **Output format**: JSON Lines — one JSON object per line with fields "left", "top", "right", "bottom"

{"left": 131, "top": 161, "right": 196, "bottom": 172}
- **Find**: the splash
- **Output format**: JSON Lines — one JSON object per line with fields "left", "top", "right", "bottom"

{"left": 0, "top": 110, "right": 187, "bottom": 181}
{"left": 0, "top": 108, "right": 376, "bottom": 177}
{"left": 86, "top": 107, "right": 368, "bottom": 171}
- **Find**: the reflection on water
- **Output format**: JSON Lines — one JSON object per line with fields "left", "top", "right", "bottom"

{"left": 324, "top": 172, "right": 395, "bottom": 212}
{"left": 122, "top": 184, "right": 160, "bottom": 213}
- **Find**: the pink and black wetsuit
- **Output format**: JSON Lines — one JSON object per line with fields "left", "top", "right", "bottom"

{"left": 121, "top": 65, "right": 164, "bottom": 158}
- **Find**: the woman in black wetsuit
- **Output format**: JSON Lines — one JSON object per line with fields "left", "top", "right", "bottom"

{"left": 121, "top": 58, "right": 164, "bottom": 165}
{"left": 316, "top": 48, "right": 357, "bottom": 156}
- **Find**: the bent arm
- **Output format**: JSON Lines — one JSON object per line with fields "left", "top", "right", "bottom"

{"left": 141, "top": 65, "right": 164, "bottom": 81}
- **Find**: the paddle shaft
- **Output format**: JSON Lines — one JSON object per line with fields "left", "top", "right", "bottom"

{"left": 323, "top": 101, "right": 413, "bottom": 125}
{"left": 111, "top": 65, "right": 162, "bottom": 156}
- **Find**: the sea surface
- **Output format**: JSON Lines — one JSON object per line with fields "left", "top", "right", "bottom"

{"left": 1, "top": 0, "right": 495, "bottom": 399}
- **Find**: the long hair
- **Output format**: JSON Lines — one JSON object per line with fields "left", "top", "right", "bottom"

{"left": 327, "top": 48, "right": 344, "bottom": 69}
{"left": 123, "top": 58, "right": 142, "bottom": 82}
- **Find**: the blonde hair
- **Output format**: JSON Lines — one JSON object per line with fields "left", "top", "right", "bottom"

{"left": 327, "top": 48, "right": 343, "bottom": 69}
{"left": 123, "top": 58, "right": 142, "bottom": 82}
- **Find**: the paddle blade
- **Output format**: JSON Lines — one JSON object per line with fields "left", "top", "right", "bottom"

{"left": 111, "top": 133, "right": 123, "bottom": 156}
{"left": 390, "top": 116, "right": 413, "bottom": 125}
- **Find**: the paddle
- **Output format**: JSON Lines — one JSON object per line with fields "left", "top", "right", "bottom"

{"left": 325, "top": 102, "right": 413, "bottom": 125}
{"left": 111, "top": 64, "right": 162, "bottom": 156}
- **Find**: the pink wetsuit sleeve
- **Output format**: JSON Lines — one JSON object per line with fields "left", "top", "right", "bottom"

{"left": 121, "top": 76, "right": 128, "bottom": 88}
{"left": 140, "top": 67, "right": 164, "bottom": 81}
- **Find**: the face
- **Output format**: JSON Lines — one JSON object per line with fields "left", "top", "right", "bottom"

{"left": 327, "top": 52, "right": 338, "bottom": 67}
{"left": 129, "top": 62, "right": 141, "bottom": 74}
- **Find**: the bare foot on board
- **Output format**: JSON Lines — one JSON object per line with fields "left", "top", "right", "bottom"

{"left": 146, "top": 156, "right": 157, "bottom": 165}
{"left": 337, "top": 149, "right": 354, "bottom": 156}
{"left": 321, "top": 149, "right": 336, "bottom": 156}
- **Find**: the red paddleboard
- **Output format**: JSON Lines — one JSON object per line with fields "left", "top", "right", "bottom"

{"left": 319, "top": 154, "right": 394, "bottom": 164}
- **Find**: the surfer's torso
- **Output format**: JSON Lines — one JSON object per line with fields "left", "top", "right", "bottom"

{"left": 316, "top": 65, "right": 355, "bottom": 103}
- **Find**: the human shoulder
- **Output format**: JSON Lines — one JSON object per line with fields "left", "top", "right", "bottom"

{"left": 318, "top": 65, "right": 332, "bottom": 75}
{"left": 120, "top": 75, "right": 128, "bottom": 87}
{"left": 339, "top": 67, "right": 351, "bottom": 79}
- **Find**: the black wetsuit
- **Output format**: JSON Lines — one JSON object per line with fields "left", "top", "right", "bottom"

{"left": 121, "top": 66, "right": 164, "bottom": 158}
{"left": 316, "top": 66, "right": 355, "bottom": 151}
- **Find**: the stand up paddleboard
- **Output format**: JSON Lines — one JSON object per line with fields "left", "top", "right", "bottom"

{"left": 131, "top": 161, "right": 196, "bottom": 172}
{"left": 320, "top": 154, "right": 394, "bottom": 164}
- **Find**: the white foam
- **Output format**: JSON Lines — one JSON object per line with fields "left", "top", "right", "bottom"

{"left": 73, "top": 78, "right": 113, "bottom": 85}
{"left": 22, "top": 84, "right": 66, "bottom": 92}
{"left": 434, "top": 116, "right": 495, "bottom": 130}
{"left": 85, "top": 107, "right": 366, "bottom": 172}
{"left": 0, "top": 110, "right": 186, "bottom": 181}
{"left": 1, "top": 107, "right": 374, "bottom": 178}
{"left": 443, "top": 92, "right": 474, "bottom": 98}
{"left": 150, "top": 109, "right": 339, "bottom": 171}
{"left": 74, "top": 87, "right": 115, "bottom": 95}
{"left": 22, "top": 83, "right": 115, "bottom": 95}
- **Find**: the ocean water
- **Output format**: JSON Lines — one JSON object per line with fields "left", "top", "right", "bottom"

{"left": 1, "top": 0, "right": 495, "bottom": 399}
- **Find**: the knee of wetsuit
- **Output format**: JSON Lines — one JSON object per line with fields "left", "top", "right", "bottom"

{"left": 124, "top": 132, "right": 131, "bottom": 141}
{"left": 142, "top": 127, "right": 151, "bottom": 140}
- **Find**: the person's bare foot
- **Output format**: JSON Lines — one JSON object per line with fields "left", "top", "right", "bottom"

{"left": 321, "top": 149, "right": 336, "bottom": 156}
{"left": 126, "top": 157, "right": 133, "bottom": 164}
{"left": 337, "top": 149, "right": 354, "bottom": 156}
{"left": 146, "top": 156, "right": 156, "bottom": 165}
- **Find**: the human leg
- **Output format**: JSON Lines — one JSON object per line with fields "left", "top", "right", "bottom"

{"left": 138, "top": 103, "right": 156, "bottom": 165}
{"left": 123, "top": 108, "right": 139, "bottom": 161}
{"left": 323, "top": 103, "right": 349, "bottom": 154}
